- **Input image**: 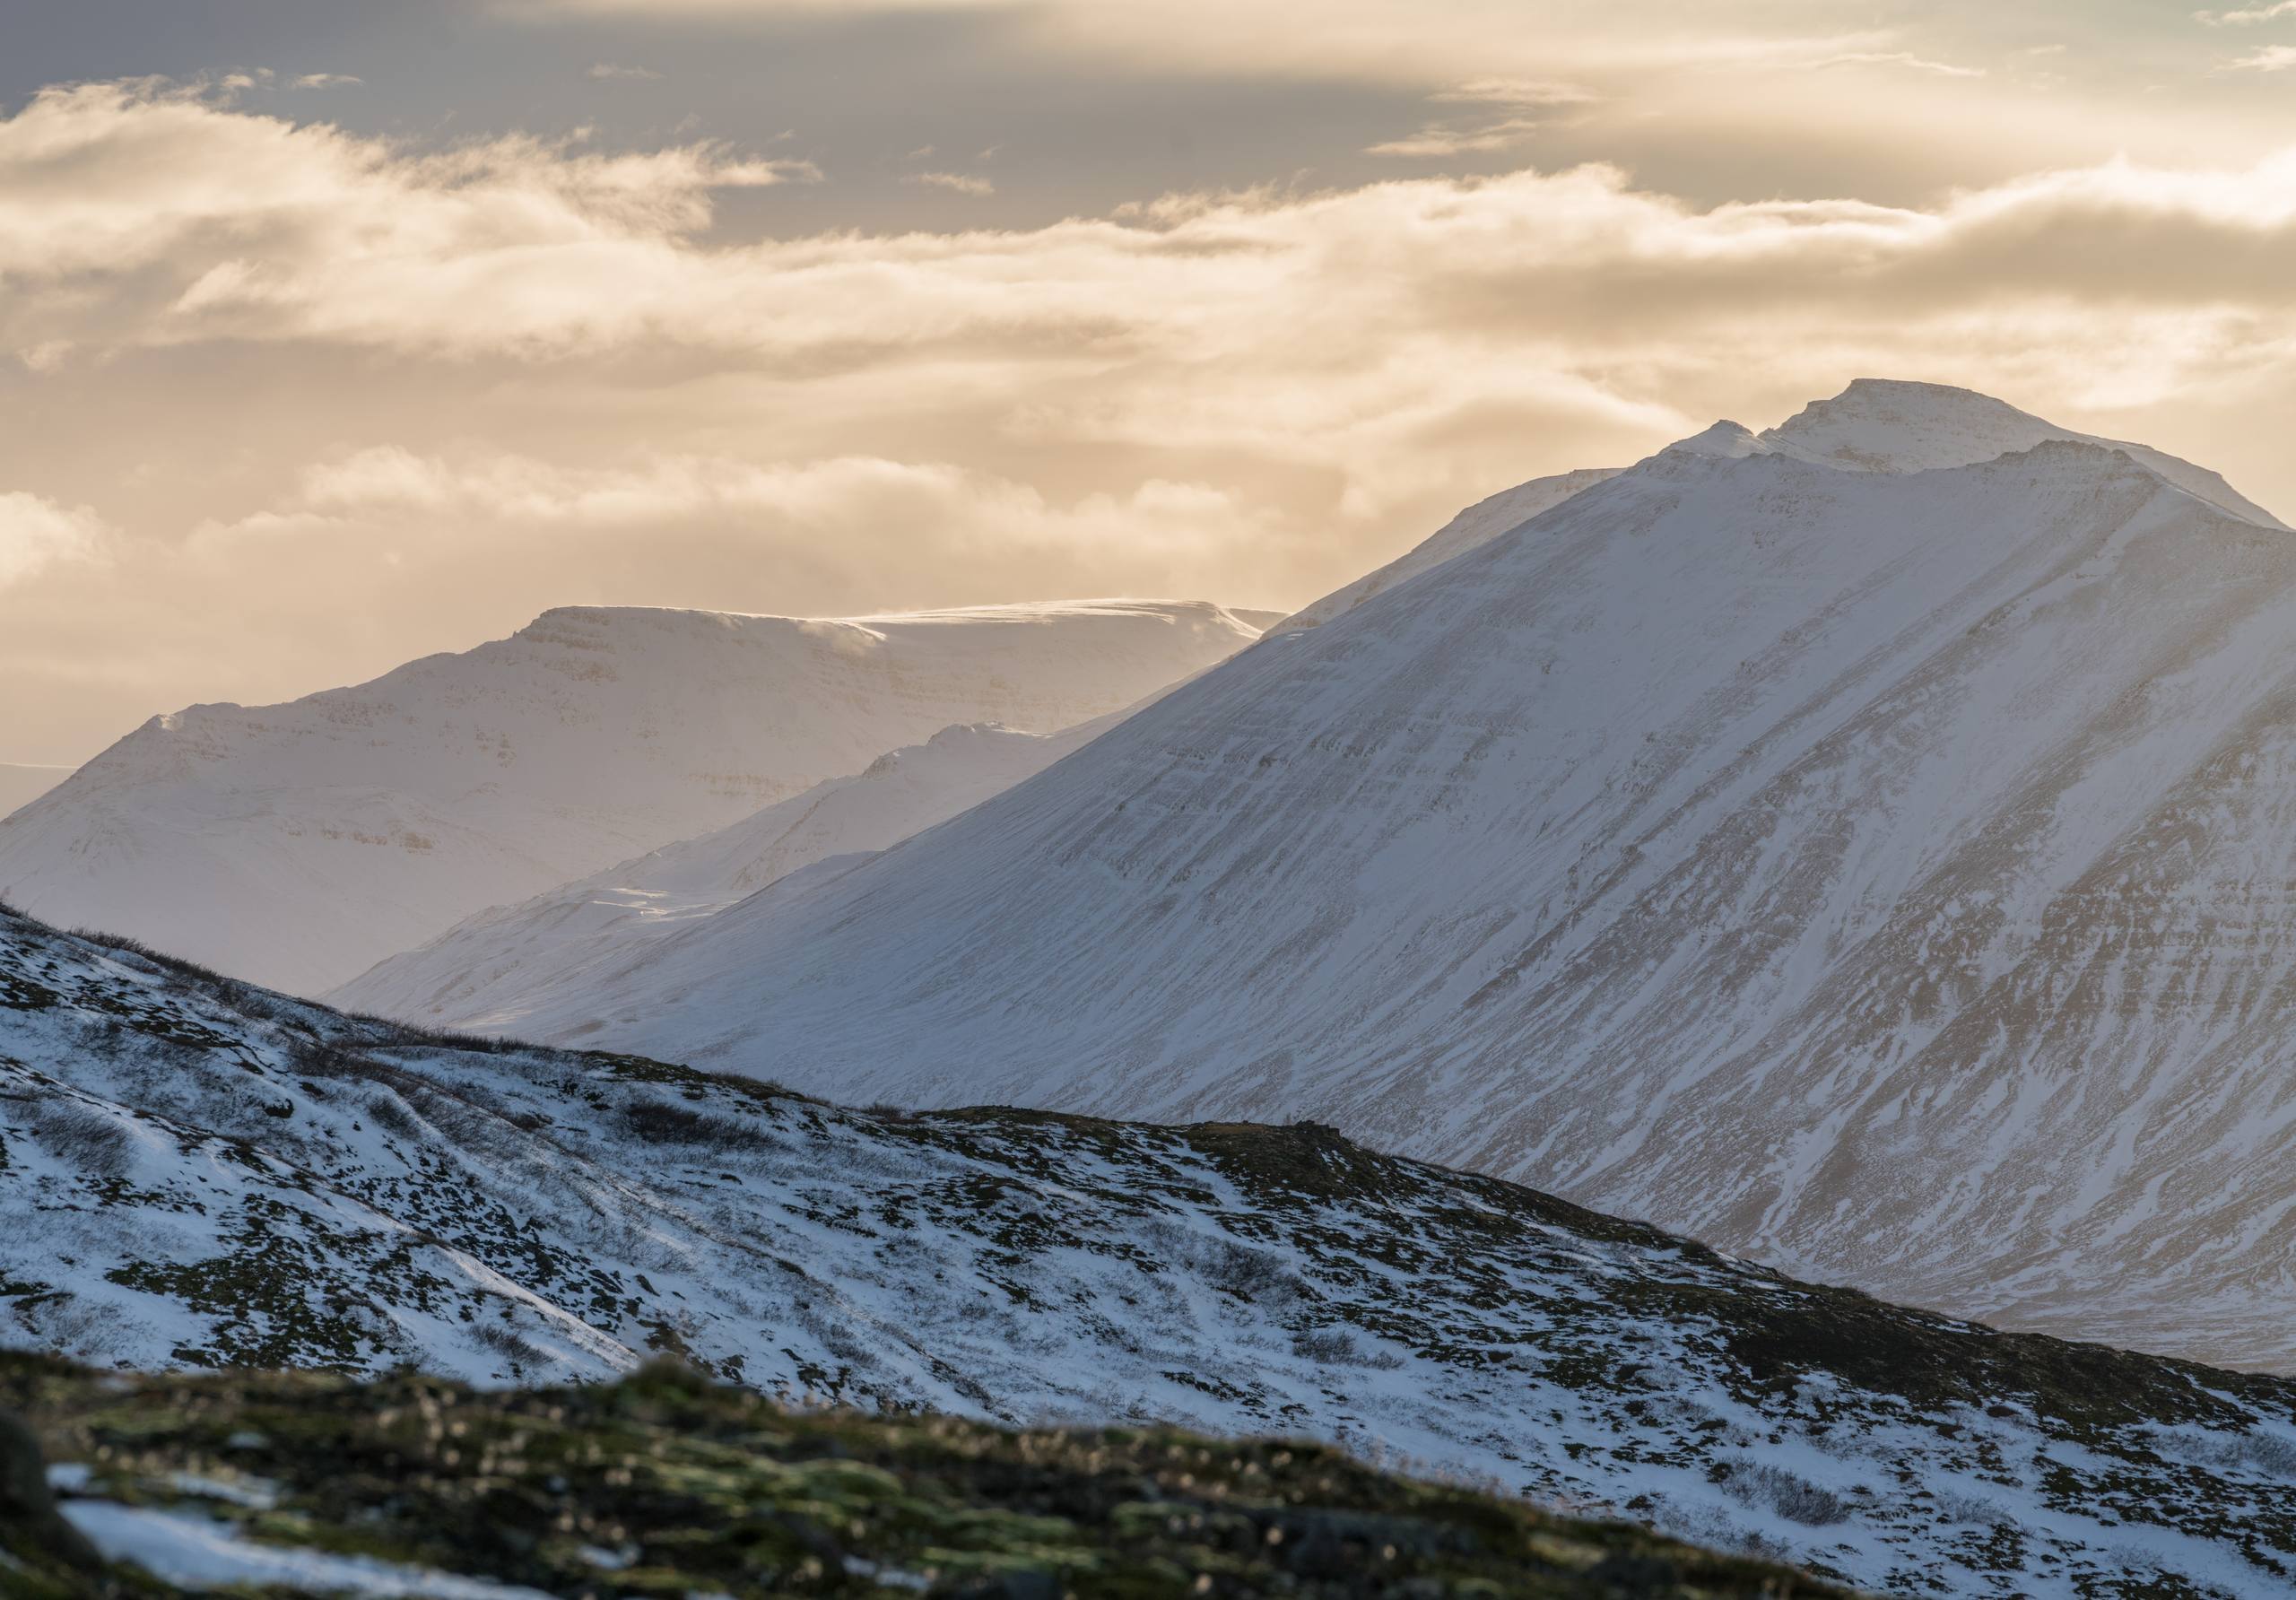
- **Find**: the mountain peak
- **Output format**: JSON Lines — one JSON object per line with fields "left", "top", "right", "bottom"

{"left": 1639, "top": 378, "right": 2287, "bottom": 530}
{"left": 1762, "top": 378, "right": 2057, "bottom": 473}
{"left": 1660, "top": 419, "right": 1766, "bottom": 460}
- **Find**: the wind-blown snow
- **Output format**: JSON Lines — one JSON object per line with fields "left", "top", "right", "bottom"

{"left": 6, "top": 903, "right": 2296, "bottom": 1598}
{"left": 0, "top": 600, "right": 1260, "bottom": 996}
{"left": 494, "top": 381, "right": 2296, "bottom": 1372}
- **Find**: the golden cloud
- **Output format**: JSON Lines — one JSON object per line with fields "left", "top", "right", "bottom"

{"left": 4, "top": 76, "right": 2296, "bottom": 756}
{"left": 0, "top": 493, "right": 112, "bottom": 591}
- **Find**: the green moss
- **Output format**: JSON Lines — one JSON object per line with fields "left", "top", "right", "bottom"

{"left": 4, "top": 1353, "right": 1848, "bottom": 1599}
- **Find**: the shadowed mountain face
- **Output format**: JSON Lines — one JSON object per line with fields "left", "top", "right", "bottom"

{"left": 491, "top": 383, "right": 2296, "bottom": 1372}
{"left": 4, "top": 901, "right": 2296, "bottom": 1596}
{"left": 0, "top": 600, "right": 1261, "bottom": 996}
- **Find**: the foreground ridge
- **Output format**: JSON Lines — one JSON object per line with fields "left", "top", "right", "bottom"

{"left": 3, "top": 904, "right": 2294, "bottom": 1596}
{"left": 0, "top": 1355, "right": 1848, "bottom": 1599}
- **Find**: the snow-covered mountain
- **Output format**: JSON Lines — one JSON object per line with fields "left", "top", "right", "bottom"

{"left": 328, "top": 717, "right": 1109, "bottom": 1030}
{"left": 7, "top": 903, "right": 2295, "bottom": 1597}
{"left": 495, "top": 381, "right": 2296, "bottom": 1373}
{"left": 0, "top": 601, "right": 1261, "bottom": 996}
{"left": 0, "top": 764, "right": 71, "bottom": 820}
{"left": 1273, "top": 466, "right": 1623, "bottom": 630}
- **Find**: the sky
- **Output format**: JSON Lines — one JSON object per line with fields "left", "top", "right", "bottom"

{"left": 5, "top": 2, "right": 2296, "bottom": 763}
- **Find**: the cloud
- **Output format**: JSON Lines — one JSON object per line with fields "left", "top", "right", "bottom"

{"left": 15, "top": 82, "right": 2296, "bottom": 376}
{"left": 903, "top": 170, "right": 994, "bottom": 195}
{"left": 500, "top": 3, "right": 1971, "bottom": 92}
{"left": 1813, "top": 51, "right": 1985, "bottom": 79}
{"left": 0, "top": 80, "right": 820, "bottom": 358}
{"left": 2197, "top": 1, "right": 2296, "bottom": 22}
{"left": 2230, "top": 45, "right": 2296, "bottom": 68}
{"left": 587, "top": 61, "right": 664, "bottom": 80}
{"left": 1367, "top": 117, "right": 1544, "bottom": 158}
{"left": 292, "top": 74, "right": 363, "bottom": 90}
{"left": 1367, "top": 78, "right": 1591, "bottom": 159}
{"left": 1430, "top": 78, "right": 1596, "bottom": 109}
{"left": 0, "top": 494, "right": 111, "bottom": 591}
{"left": 13, "top": 82, "right": 2296, "bottom": 480}
{"left": 196, "top": 447, "right": 1281, "bottom": 578}
{"left": 11, "top": 75, "right": 2296, "bottom": 761}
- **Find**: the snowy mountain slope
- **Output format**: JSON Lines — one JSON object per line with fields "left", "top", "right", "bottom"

{"left": 6, "top": 905, "right": 2296, "bottom": 1597}
{"left": 1274, "top": 467, "right": 1623, "bottom": 631}
{"left": 501, "top": 384, "right": 2296, "bottom": 1373}
{"left": 0, "top": 765, "right": 71, "bottom": 821}
{"left": 327, "top": 717, "right": 1109, "bottom": 1030}
{"left": 0, "top": 601, "right": 1261, "bottom": 996}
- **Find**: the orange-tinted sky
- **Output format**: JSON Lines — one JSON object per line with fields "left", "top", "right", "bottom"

{"left": 5, "top": 0, "right": 2296, "bottom": 761}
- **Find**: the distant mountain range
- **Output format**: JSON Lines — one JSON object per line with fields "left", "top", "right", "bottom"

{"left": 6, "top": 899, "right": 2295, "bottom": 1597}
{"left": 472, "top": 381, "right": 2296, "bottom": 1374}
{"left": 0, "top": 600, "right": 1263, "bottom": 996}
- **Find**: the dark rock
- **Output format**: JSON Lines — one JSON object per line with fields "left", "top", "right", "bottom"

{"left": 0, "top": 1408, "right": 102, "bottom": 1571}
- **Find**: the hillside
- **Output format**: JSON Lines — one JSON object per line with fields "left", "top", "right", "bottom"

{"left": 328, "top": 717, "right": 1110, "bottom": 1030}
{"left": 0, "top": 601, "right": 1260, "bottom": 996}
{"left": 485, "top": 382, "right": 2296, "bottom": 1373}
{"left": 4, "top": 902, "right": 2296, "bottom": 1596}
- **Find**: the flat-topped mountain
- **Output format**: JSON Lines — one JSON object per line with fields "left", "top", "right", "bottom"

{"left": 0, "top": 600, "right": 1262, "bottom": 995}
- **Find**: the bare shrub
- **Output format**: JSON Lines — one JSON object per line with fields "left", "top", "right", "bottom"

{"left": 2146, "top": 1426, "right": 2296, "bottom": 1480}
{"left": 425, "top": 1030, "right": 538, "bottom": 1056}
{"left": 620, "top": 1097, "right": 750, "bottom": 1149}
{"left": 1718, "top": 1462, "right": 1850, "bottom": 1526}
{"left": 287, "top": 1036, "right": 381, "bottom": 1080}
{"left": 470, "top": 1319, "right": 549, "bottom": 1370}
{"left": 66, "top": 926, "right": 231, "bottom": 989}
{"left": 1204, "top": 1239, "right": 1303, "bottom": 1305}
{"left": 1289, "top": 1325, "right": 1404, "bottom": 1370}
{"left": 363, "top": 1092, "right": 421, "bottom": 1139}
{"left": 32, "top": 1103, "right": 133, "bottom": 1180}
